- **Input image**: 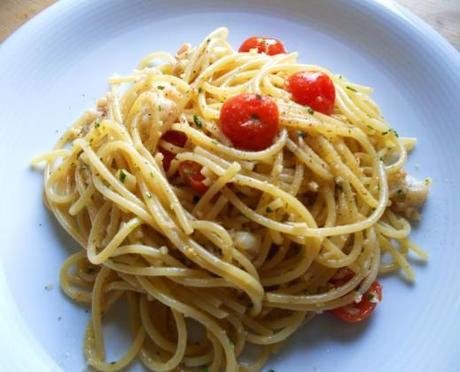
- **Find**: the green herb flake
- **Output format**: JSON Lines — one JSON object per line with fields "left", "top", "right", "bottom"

{"left": 94, "top": 122, "right": 100, "bottom": 129}
{"left": 389, "top": 128, "right": 399, "bottom": 137}
{"left": 157, "top": 85, "right": 165, "bottom": 90}
{"left": 367, "top": 293, "right": 375, "bottom": 301}
{"left": 396, "top": 189, "right": 406, "bottom": 200}
{"left": 198, "top": 87, "right": 203, "bottom": 93}
{"left": 307, "top": 108, "right": 314, "bottom": 115}
{"left": 110, "top": 361, "right": 116, "bottom": 365}
{"left": 266, "top": 206, "right": 273, "bottom": 213}
{"left": 201, "top": 367, "right": 209, "bottom": 372}
{"left": 346, "top": 86, "right": 358, "bottom": 93}
{"left": 158, "top": 105, "right": 162, "bottom": 112}
{"left": 193, "top": 114, "right": 203, "bottom": 128}
{"left": 119, "top": 170, "right": 127, "bottom": 183}
{"left": 298, "top": 131, "right": 305, "bottom": 138}
{"left": 146, "top": 192, "right": 152, "bottom": 199}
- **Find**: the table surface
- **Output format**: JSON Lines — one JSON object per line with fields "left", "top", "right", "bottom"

{"left": 1, "top": 0, "right": 459, "bottom": 50}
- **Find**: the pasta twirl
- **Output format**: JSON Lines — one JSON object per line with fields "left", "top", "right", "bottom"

{"left": 33, "top": 27, "right": 430, "bottom": 372}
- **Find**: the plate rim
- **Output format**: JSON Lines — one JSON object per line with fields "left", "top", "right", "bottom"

{"left": 1, "top": 0, "right": 459, "bottom": 371}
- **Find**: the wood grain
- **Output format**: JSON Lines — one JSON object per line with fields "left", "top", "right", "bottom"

{"left": 0, "top": 0, "right": 459, "bottom": 50}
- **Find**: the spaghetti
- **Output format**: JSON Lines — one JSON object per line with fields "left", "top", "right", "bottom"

{"left": 33, "top": 27, "right": 430, "bottom": 371}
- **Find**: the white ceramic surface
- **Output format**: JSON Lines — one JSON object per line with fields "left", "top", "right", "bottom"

{"left": 1, "top": 0, "right": 459, "bottom": 371}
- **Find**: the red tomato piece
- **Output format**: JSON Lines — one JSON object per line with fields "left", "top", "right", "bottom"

{"left": 161, "top": 131, "right": 187, "bottom": 147}
{"left": 178, "top": 161, "right": 208, "bottom": 194}
{"left": 330, "top": 281, "right": 383, "bottom": 323}
{"left": 219, "top": 93, "right": 279, "bottom": 151}
{"left": 238, "top": 37, "right": 287, "bottom": 55}
{"left": 158, "top": 131, "right": 187, "bottom": 171}
{"left": 286, "top": 71, "right": 335, "bottom": 115}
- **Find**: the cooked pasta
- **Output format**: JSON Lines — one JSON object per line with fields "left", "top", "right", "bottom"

{"left": 33, "top": 27, "right": 430, "bottom": 371}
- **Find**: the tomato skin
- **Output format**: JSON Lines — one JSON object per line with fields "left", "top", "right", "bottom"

{"left": 158, "top": 131, "right": 187, "bottom": 171}
{"left": 286, "top": 71, "right": 335, "bottom": 115}
{"left": 330, "top": 281, "right": 383, "bottom": 323}
{"left": 238, "top": 37, "right": 287, "bottom": 55}
{"left": 178, "top": 161, "right": 208, "bottom": 194}
{"left": 219, "top": 93, "right": 279, "bottom": 151}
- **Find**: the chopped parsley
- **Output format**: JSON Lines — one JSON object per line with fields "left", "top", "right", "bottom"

{"left": 94, "top": 122, "right": 100, "bottom": 128}
{"left": 198, "top": 87, "right": 203, "bottom": 93}
{"left": 367, "top": 293, "right": 375, "bottom": 301}
{"left": 396, "top": 189, "right": 406, "bottom": 200}
{"left": 110, "top": 361, "right": 116, "bottom": 365}
{"left": 298, "top": 131, "right": 305, "bottom": 138}
{"left": 193, "top": 114, "right": 203, "bottom": 128}
{"left": 346, "top": 86, "right": 358, "bottom": 92}
{"left": 266, "top": 206, "right": 273, "bottom": 213}
{"left": 389, "top": 128, "right": 399, "bottom": 137}
{"left": 201, "top": 367, "right": 209, "bottom": 372}
{"left": 158, "top": 105, "right": 162, "bottom": 112}
{"left": 157, "top": 85, "right": 165, "bottom": 90}
{"left": 307, "top": 107, "right": 314, "bottom": 115}
{"left": 119, "top": 170, "right": 127, "bottom": 183}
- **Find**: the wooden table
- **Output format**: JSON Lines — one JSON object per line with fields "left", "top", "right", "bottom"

{"left": 1, "top": 0, "right": 459, "bottom": 50}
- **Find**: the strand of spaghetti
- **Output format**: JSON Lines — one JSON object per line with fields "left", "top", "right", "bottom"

{"left": 171, "top": 123, "right": 287, "bottom": 163}
{"left": 193, "top": 161, "right": 241, "bottom": 218}
{"left": 85, "top": 138, "right": 193, "bottom": 234}
{"left": 137, "top": 276, "right": 238, "bottom": 372}
{"left": 286, "top": 138, "right": 333, "bottom": 180}
{"left": 246, "top": 311, "right": 305, "bottom": 344}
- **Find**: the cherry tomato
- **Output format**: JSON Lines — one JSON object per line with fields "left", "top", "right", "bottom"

{"left": 178, "top": 160, "right": 208, "bottom": 194}
{"left": 238, "top": 37, "right": 287, "bottom": 55}
{"left": 330, "top": 281, "right": 383, "bottom": 323}
{"left": 158, "top": 131, "right": 187, "bottom": 171}
{"left": 286, "top": 71, "right": 335, "bottom": 115}
{"left": 219, "top": 93, "right": 279, "bottom": 151}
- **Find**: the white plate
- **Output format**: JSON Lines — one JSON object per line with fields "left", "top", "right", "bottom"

{"left": 1, "top": 0, "right": 459, "bottom": 371}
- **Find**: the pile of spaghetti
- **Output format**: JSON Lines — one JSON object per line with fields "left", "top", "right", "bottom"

{"left": 34, "top": 28, "right": 430, "bottom": 371}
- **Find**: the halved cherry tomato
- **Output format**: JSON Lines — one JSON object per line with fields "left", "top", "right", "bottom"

{"left": 286, "top": 71, "right": 335, "bottom": 115}
{"left": 330, "top": 281, "right": 383, "bottom": 323}
{"left": 158, "top": 131, "right": 187, "bottom": 171}
{"left": 219, "top": 93, "right": 279, "bottom": 151}
{"left": 238, "top": 37, "right": 287, "bottom": 55}
{"left": 178, "top": 161, "right": 208, "bottom": 194}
